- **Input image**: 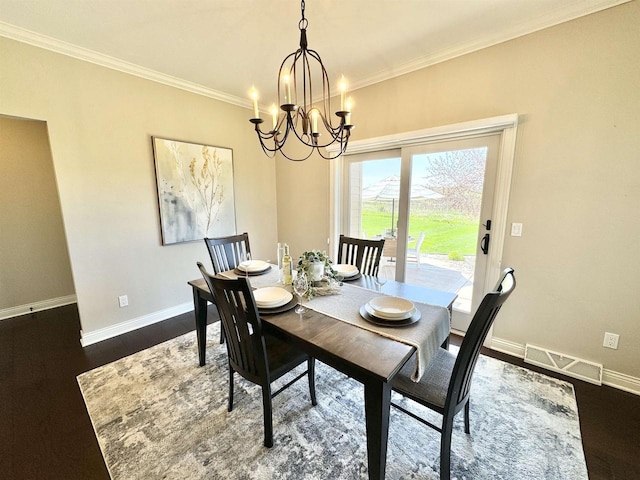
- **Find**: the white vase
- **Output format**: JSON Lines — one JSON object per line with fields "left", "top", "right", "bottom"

{"left": 309, "top": 262, "right": 324, "bottom": 282}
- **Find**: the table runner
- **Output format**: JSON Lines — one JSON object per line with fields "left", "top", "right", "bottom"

{"left": 305, "top": 283, "right": 449, "bottom": 382}
{"left": 221, "top": 265, "right": 450, "bottom": 381}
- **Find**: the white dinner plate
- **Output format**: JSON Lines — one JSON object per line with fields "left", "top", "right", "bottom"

{"left": 333, "top": 264, "right": 359, "bottom": 278}
{"left": 368, "top": 296, "right": 415, "bottom": 319}
{"left": 253, "top": 287, "right": 293, "bottom": 308}
{"left": 238, "top": 260, "right": 270, "bottom": 273}
{"left": 364, "top": 302, "right": 415, "bottom": 321}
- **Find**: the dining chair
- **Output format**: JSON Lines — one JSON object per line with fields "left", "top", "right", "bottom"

{"left": 197, "top": 262, "right": 317, "bottom": 448}
{"left": 203, "top": 233, "right": 251, "bottom": 344}
{"left": 406, "top": 231, "right": 426, "bottom": 266}
{"left": 390, "top": 267, "right": 516, "bottom": 480}
{"left": 204, "top": 232, "right": 251, "bottom": 274}
{"left": 336, "top": 234, "right": 385, "bottom": 276}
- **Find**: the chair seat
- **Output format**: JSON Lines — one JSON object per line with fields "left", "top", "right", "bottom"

{"left": 264, "top": 333, "right": 309, "bottom": 380}
{"left": 392, "top": 347, "right": 456, "bottom": 409}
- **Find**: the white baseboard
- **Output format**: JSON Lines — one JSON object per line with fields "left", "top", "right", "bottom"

{"left": 489, "top": 336, "right": 640, "bottom": 396}
{"left": 80, "top": 302, "right": 194, "bottom": 347}
{"left": 0, "top": 294, "right": 77, "bottom": 321}
{"left": 489, "top": 336, "right": 526, "bottom": 358}
{"left": 602, "top": 369, "right": 640, "bottom": 395}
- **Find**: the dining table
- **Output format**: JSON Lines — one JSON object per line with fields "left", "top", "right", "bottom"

{"left": 188, "top": 267, "right": 456, "bottom": 480}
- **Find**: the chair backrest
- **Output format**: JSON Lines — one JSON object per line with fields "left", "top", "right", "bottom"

{"left": 415, "top": 231, "right": 426, "bottom": 250}
{"left": 204, "top": 232, "right": 251, "bottom": 274}
{"left": 447, "top": 268, "right": 516, "bottom": 408}
{"left": 197, "top": 262, "right": 268, "bottom": 385}
{"left": 337, "top": 235, "right": 385, "bottom": 276}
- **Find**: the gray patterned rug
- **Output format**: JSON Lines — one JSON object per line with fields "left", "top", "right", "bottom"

{"left": 77, "top": 323, "right": 588, "bottom": 479}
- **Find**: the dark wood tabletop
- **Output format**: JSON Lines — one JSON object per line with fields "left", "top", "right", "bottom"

{"left": 348, "top": 274, "right": 457, "bottom": 313}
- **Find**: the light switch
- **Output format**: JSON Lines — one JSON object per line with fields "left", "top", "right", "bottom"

{"left": 511, "top": 223, "right": 523, "bottom": 237}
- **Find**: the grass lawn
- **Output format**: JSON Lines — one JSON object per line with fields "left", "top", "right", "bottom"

{"left": 362, "top": 209, "right": 478, "bottom": 255}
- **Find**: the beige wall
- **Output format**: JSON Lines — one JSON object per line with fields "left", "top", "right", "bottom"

{"left": 276, "top": 2, "right": 640, "bottom": 378}
{"left": 276, "top": 150, "right": 331, "bottom": 259}
{"left": 0, "top": 37, "right": 277, "bottom": 337}
{"left": 0, "top": 117, "right": 75, "bottom": 309}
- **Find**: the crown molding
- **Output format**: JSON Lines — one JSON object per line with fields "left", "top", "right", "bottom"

{"left": 351, "top": 0, "right": 631, "bottom": 92}
{"left": 0, "top": 21, "right": 252, "bottom": 110}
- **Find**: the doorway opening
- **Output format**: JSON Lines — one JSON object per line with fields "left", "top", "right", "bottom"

{"left": 0, "top": 115, "right": 76, "bottom": 320}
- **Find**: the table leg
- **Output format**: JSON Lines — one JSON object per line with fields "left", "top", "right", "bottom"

{"left": 192, "top": 287, "right": 208, "bottom": 367}
{"left": 364, "top": 380, "right": 392, "bottom": 480}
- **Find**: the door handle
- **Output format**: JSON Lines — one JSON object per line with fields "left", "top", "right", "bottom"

{"left": 481, "top": 233, "right": 490, "bottom": 255}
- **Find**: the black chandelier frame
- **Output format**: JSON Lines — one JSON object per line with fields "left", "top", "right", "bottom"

{"left": 250, "top": 0, "right": 354, "bottom": 161}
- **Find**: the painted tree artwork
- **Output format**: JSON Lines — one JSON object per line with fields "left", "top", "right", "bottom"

{"left": 152, "top": 137, "right": 236, "bottom": 245}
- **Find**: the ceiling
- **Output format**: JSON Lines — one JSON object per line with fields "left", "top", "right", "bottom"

{"left": 0, "top": 0, "right": 627, "bottom": 109}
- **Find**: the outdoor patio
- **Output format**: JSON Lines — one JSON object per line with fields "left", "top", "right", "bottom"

{"left": 378, "top": 254, "right": 475, "bottom": 313}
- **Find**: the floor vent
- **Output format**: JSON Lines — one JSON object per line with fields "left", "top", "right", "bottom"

{"left": 524, "top": 344, "right": 602, "bottom": 385}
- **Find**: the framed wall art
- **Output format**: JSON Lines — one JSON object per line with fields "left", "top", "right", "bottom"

{"left": 152, "top": 137, "right": 236, "bottom": 245}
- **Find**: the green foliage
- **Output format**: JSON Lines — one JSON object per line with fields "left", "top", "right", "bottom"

{"left": 361, "top": 208, "right": 478, "bottom": 255}
{"left": 448, "top": 252, "right": 465, "bottom": 261}
{"left": 296, "top": 250, "right": 335, "bottom": 275}
{"left": 296, "top": 250, "right": 341, "bottom": 299}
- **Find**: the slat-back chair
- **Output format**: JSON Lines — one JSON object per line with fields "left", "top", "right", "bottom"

{"left": 336, "top": 235, "right": 385, "bottom": 276}
{"left": 203, "top": 233, "right": 251, "bottom": 344}
{"left": 197, "top": 262, "right": 317, "bottom": 448}
{"left": 204, "top": 232, "right": 251, "bottom": 274}
{"left": 390, "top": 268, "right": 516, "bottom": 480}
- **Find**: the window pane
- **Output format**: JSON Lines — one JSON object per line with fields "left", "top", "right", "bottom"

{"left": 406, "top": 148, "right": 487, "bottom": 312}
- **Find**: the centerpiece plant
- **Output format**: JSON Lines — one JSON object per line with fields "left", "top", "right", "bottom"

{"left": 296, "top": 250, "right": 341, "bottom": 299}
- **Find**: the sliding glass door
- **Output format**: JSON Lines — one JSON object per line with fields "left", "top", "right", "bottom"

{"left": 342, "top": 134, "right": 501, "bottom": 333}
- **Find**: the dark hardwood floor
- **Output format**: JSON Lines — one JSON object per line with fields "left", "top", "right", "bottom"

{"left": 1, "top": 304, "right": 638, "bottom": 479}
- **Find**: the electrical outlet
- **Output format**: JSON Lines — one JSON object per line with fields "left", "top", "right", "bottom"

{"left": 603, "top": 332, "right": 619, "bottom": 349}
{"left": 118, "top": 295, "right": 129, "bottom": 308}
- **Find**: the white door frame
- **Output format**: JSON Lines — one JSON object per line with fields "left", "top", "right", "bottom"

{"left": 329, "top": 114, "right": 519, "bottom": 339}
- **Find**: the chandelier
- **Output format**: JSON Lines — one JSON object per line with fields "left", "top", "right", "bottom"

{"left": 249, "top": 0, "right": 354, "bottom": 161}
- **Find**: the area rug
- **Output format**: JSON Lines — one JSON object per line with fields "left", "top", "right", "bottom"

{"left": 77, "top": 323, "right": 588, "bottom": 479}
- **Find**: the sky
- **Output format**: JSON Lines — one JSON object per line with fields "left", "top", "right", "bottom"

{"left": 360, "top": 149, "right": 487, "bottom": 188}
{"left": 361, "top": 158, "right": 401, "bottom": 188}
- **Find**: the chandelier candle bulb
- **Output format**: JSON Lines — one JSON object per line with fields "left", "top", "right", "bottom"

{"left": 312, "top": 109, "right": 318, "bottom": 134}
{"left": 283, "top": 74, "right": 291, "bottom": 104}
{"left": 250, "top": 87, "right": 259, "bottom": 119}
{"left": 345, "top": 97, "right": 353, "bottom": 124}
{"left": 339, "top": 76, "right": 347, "bottom": 111}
